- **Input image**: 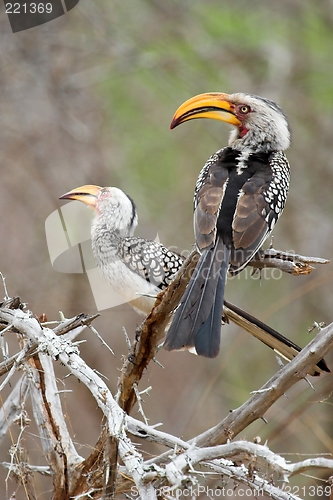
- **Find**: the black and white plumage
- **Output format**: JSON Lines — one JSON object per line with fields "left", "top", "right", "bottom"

{"left": 59, "top": 184, "right": 329, "bottom": 375}
{"left": 164, "top": 92, "right": 292, "bottom": 358}
{"left": 59, "top": 185, "right": 183, "bottom": 314}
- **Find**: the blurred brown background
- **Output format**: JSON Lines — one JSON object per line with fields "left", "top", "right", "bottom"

{"left": 1, "top": 0, "right": 333, "bottom": 498}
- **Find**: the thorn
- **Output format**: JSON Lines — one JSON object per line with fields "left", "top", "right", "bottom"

{"left": 135, "top": 292, "right": 158, "bottom": 299}
{"left": 133, "top": 383, "right": 149, "bottom": 425}
{"left": 152, "top": 358, "right": 164, "bottom": 369}
{"left": 275, "top": 355, "right": 286, "bottom": 369}
{"left": 308, "top": 321, "right": 326, "bottom": 333}
{"left": 59, "top": 311, "right": 66, "bottom": 321}
{"left": 250, "top": 387, "right": 272, "bottom": 394}
{"left": 304, "top": 376, "right": 316, "bottom": 392}
{"left": 0, "top": 272, "right": 9, "bottom": 300}
{"left": 122, "top": 326, "right": 132, "bottom": 349}
{"left": 88, "top": 324, "right": 115, "bottom": 356}
{"left": 269, "top": 235, "right": 274, "bottom": 249}
{"left": 139, "top": 386, "right": 152, "bottom": 396}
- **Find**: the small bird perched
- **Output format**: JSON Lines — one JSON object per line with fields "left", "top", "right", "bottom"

{"left": 59, "top": 185, "right": 183, "bottom": 315}
{"left": 165, "top": 92, "right": 292, "bottom": 358}
{"left": 59, "top": 184, "right": 329, "bottom": 375}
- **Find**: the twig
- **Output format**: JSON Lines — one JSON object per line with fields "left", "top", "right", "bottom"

{"left": 0, "top": 312, "right": 99, "bottom": 378}
{"left": 0, "top": 375, "right": 30, "bottom": 444}
{"left": 203, "top": 458, "right": 301, "bottom": 500}
{"left": 249, "top": 247, "right": 329, "bottom": 275}
{"left": 0, "top": 347, "right": 31, "bottom": 392}
{"left": 0, "top": 272, "right": 9, "bottom": 300}
{"left": 0, "top": 344, "right": 38, "bottom": 377}
{"left": 164, "top": 441, "right": 333, "bottom": 482}
{"left": 53, "top": 312, "right": 100, "bottom": 337}
{"left": 1, "top": 462, "right": 51, "bottom": 475}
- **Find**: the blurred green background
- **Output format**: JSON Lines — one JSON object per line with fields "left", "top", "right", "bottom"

{"left": 1, "top": 0, "right": 333, "bottom": 498}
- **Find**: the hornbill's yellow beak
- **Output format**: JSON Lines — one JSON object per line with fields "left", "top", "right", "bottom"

{"left": 59, "top": 185, "right": 102, "bottom": 209}
{"left": 170, "top": 92, "right": 241, "bottom": 129}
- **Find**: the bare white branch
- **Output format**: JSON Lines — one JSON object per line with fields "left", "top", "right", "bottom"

{"left": 0, "top": 306, "right": 156, "bottom": 499}
{"left": 1, "top": 298, "right": 332, "bottom": 498}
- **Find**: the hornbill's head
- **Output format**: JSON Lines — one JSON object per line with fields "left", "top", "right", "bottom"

{"left": 171, "top": 92, "right": 290, "bottom": 153}
{"left": 59, "top": 185, "right": 138, "bottom": 236}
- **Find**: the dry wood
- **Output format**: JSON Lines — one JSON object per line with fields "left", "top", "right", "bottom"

{"left": 0, "top": 244, "right": 332, "bottom": 500}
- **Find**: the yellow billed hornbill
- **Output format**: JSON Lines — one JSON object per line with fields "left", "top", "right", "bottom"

{"left": 60, "top": 184, "right": 329, "bottom": 375}
{"left": 164, "top": 92, "right": 292, "bottom": 359}
{"left": 60, "top": 185, "right": 183, "bottom": 315}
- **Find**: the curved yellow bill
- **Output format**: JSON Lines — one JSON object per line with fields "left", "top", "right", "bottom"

{"left": 59, "top": 185, "right": 102, "bottom": 208}
{"left": 170, "top": 92, "right": 241, "bottom": 129}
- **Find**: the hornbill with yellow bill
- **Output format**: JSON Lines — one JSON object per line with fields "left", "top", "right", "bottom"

{"left": 60, "top": 185, "right": 182, "bottom": 315}
{"left": 164, "top": 92, "right": 298, "bottom": 359}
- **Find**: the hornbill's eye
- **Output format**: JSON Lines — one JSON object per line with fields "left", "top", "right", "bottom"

{"left": 239, "top": 105, "right": 251, "bottom": 114}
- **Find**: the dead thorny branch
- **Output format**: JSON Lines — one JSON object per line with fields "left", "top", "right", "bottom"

{"left": 0, "top": 246, "right": 331, "bottom": 499}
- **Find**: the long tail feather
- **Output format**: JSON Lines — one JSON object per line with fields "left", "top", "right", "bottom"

{"left": 195, "top": 245, "right": 229, "bottom": 357}
{"left": 224, "top": 300, "right": 330, "bottom": 376}
{"left": 164, "top": 238, "right": 229, "bottom": 358}
{"left": 163, "top": 249, "right": 215, "bottom": 350}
